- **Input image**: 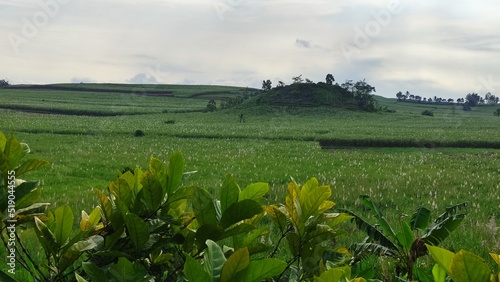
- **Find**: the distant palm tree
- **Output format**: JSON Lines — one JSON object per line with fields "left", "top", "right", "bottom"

{"left": 494, "top": 108, "right": 500, "bottom": 117}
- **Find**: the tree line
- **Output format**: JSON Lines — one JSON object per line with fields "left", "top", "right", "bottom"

{"left": 396, "top": 90, "right": 499, "bottom": 111}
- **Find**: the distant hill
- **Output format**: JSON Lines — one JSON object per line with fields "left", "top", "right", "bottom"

{"left": 253, "top": 82, "right": 376, "bottom": 111}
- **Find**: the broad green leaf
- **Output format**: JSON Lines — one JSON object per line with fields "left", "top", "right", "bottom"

{"left": 300, "top": 178, "right": 332, "bottom": 220}
{"left": 314, "top": 266, "right": 351, "bottom": 282}
{"left": 141, "top": 171, "right": 163, "bottom": 211}
{"left": 426, "top": 244, "right": 454, "bottom": 274}
{"left": 80, "top": 207, "right": 102, "bottom": 231}
{"left": 94, "top": 188, "right": 112, "bottom": 223}
{"left": 75, "top": 273, "right": 89, "bottom": 282}
{"left": 184, "top": 255, "right": 211, "bottom": 282}
{"left": 241, "top": 227, "right": 268, "bottom": 247}
{"left": 54, "top": 205, "right": 74, "bottom": 246}
{"left": 239, "top": 182, "right": 268, "bottom": 203}
{"left": 326, "top": 213, "right": 353, "bottom": 228}
{"left": 221, "top": 247, "right": 250, "bottom": 282}
{"left": 432, "top": 263, "right": 447, "bottom": 282}
{"left": 450, "top": 250, "right": 493, "bottom": 282}
{"left": 0, "top": 269, "right": 18, "bottom": 282}
{"left": 264, "top": 205, "right": 289, "bottom": 234}
{"left": 359, "top": 195, "right": 398, "bottom": 242}
{"left": 15, "top": 159, "right": 50, "bottom": 178}
{"left": 108, "top": 257, "right": 149, "bottom": 282}
{"left": 82, "top": 261, "right": 110, "bottom": 282}
{"left": 396, "top": 221, "right": 414, "bottom": 251}
{"left": 237, "top": 258, "right": 286, "bottom": 282}
{"left": 15, "top": 185, "right": 42, "bottom": 210}
{"left": 220, "top": 174, "right": 240, "bottom": 214}
{"left": 124, "top": 213, "right": 149, "bottom": 250}
{"left": 191, "top": 186, "right": 217, "bottom": 226}
{"left": 285, "top": 180, "right": 302, "bottom": 233}
{"left": 34, "top": 216, "right": 58, "bottom": 257}
{"left": 220, "top": 199, "right": 263, "bottom": 229}
{"left": 109, "top": 178, "right": 132, "bottom": 207}
{"left": 204, "top": 240, "right": 227, "bottom": 282}
{"left": 286, "top": 232, "right": 300, "bottom": 256}
{"left": 59, "top": 235, "right": 104, "bottom": 272}
{"left": 166, "top": 151, "right": 185, "bottom": 194}
{"left": 5, "top": 136, "right": 23, "bottom": 169}
{"left": 410, "top": 206, "right": 431, "bottom": 230}
{"left": 0, "top": 131, "right": 6, "bottom": 152}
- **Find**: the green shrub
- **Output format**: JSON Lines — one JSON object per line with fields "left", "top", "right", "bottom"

{"left": 134, "top": 129, "right": 145, "bottom": 137}
{"left": 421, "top": 110, "right": 434, "bottom": 116}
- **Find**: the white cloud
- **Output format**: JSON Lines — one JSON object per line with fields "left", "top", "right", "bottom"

{"left": 1, "top": 0, "right": 500, "bottom": 98}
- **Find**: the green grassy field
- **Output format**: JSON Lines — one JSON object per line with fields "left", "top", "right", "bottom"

{"left": 1, "top": 84, "right": 500, "bottom": 279}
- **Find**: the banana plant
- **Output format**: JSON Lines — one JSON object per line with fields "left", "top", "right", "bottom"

{"left": 345, "top": 195, "right": 467, "bottom": 281}
{"left": 265, "top": 177, "right": 353, "bottom": 279}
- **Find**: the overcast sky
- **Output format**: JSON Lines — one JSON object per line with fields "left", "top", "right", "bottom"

{"left": 1, "top": 0, "right": 500, "bottom": 99}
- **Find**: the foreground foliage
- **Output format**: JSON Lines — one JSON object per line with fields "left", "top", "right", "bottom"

{"left": 1, "top": 130, "right": 498, "bottom": 281}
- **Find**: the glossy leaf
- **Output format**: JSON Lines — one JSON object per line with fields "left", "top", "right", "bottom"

{"left": 184, "top": 255, "right": 211, "bottom": 282}
{"left": 285, "top": 180, "right": 302, "bottom": 232}
{"left": 80, "top": 207, "right": 102, "bottom": 231}
{"left": 396, "top": 221, "right": 414, "bottom": 251}
{"left": 94, "top": 188, "right": 112, "bottom": 223}
{"left": 54, "top": 205, "right": 74, "bottom": 246}
{"left": 141, "top": 171, "right": 163, "bottom": 211}
{"left": 108, "top": 257, "right": 149, "bottom": 282}
{"left": 191, "top": 186, "right": 217, "bottom": 226}
{"left": 14, "top": 185, "right": 42, "bottom": 210}
{"left": 426, "top": 245, "right": 454, "bottom": 274}
{"left": 34, "top": 216, "right": 58, "bottom": 257}
{"left": 109, "top": 178, "right": 132, "bottom": 207}
{"left": 82, "top": 261, "right": 109, "bottom": 282}
{"left": 314, "top": 266, "right": 351, "bottom": 282}
{"left": 221, "top": 247, "right": 250, "bottom": 282}
{"left": 166, "top": 151, "right": 184, "bottom": 194}
{"left": 490, "top": 253, "right": 500, "bottom": 265}
{"left": 299, "top": 177, "right": 332, "bottom": 220}
{"left": 432, "top": 263, "right": 447, "bottom": 282}
{"left": 204, "top": 240, "right": 226, "bottom": 282}
{"left": 237, "top": 258, "right": 286, "bottom": 282}
{"left": 124, "top": 213, "right": 149, "bottom": 250}
{"left": 239, "top": 182, "right": 268, "bottom": 203}
{"left": 4, "top": 136, "right": 23, "bottom": 169}
{"left": 15, "top": 159, "right": 50, "bottom": 178}
{"left": 220, "top": 199, "right": 263, "bottom": 229}
{"left": 264, "top": 205, "right": 289, "bottom": 234}
{"left": 220, "top": 174, "right": 240, "bottom": 214}
{"left": 0, "top": 131, "right": 6, "bottom": 152}
{"left": 450, "top": 250, "right": 493, "bottom": 282}
{"left": 59, "top": 235, "right": 104, "bottom": 272}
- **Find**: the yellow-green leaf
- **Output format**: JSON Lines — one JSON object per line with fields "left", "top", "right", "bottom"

{"left": 220, "top": 174, "right": 240, "bottom": 215}
{"left": 239, "top": 182, "right": 268, "bottom": 203}
{"left": 450, "top": 250, "right": 493, "bottom": 282}
{"left": 426, "top": 244, "right": 454, "bottom": 275}
{"left": 221, "top": 247, "right": 250, "bottom": 282}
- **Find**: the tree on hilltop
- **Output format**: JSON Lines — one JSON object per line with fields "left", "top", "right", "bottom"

{"left": 325, "top": 74, "right": 335, "bottom": 85}
{"left": 262, "top": 79, "right": 272, "bottom": 91}
{"left": 292, "top": 75, "right": 304, "bottom": 84}
{"left": 0, "top": 79, "right": 9, "bottom": 87}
